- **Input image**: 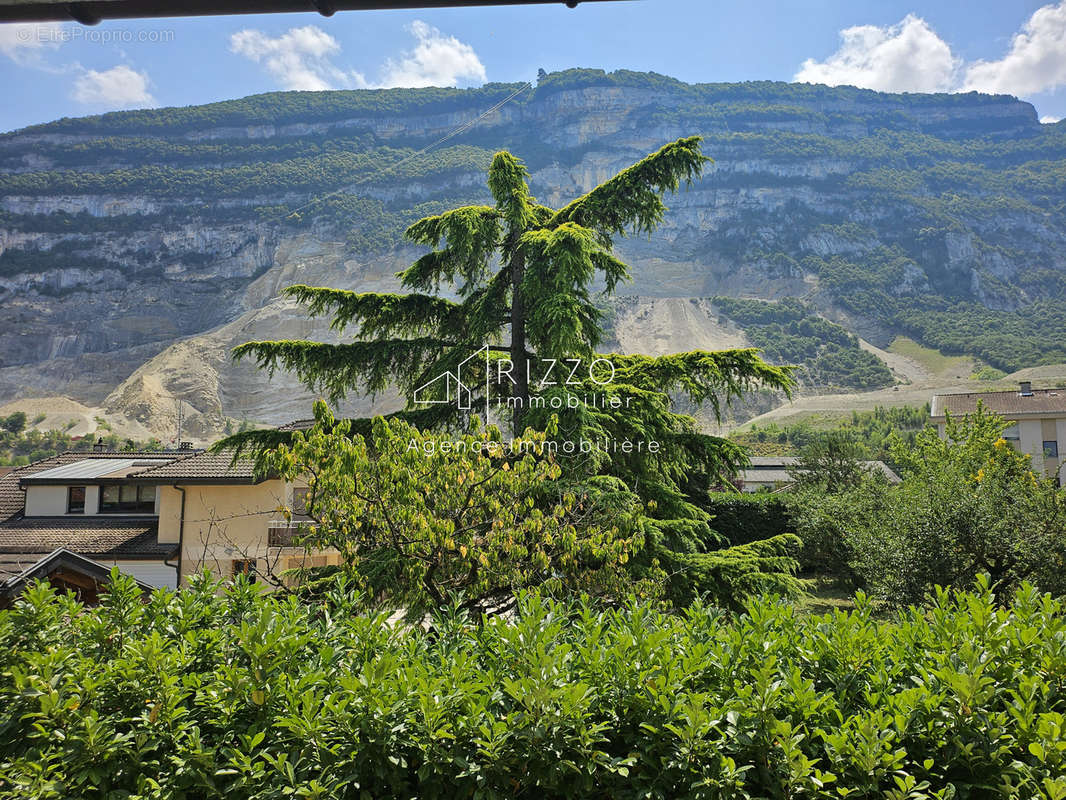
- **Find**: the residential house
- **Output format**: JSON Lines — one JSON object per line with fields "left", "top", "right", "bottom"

{"left": 733, "top": 456, "right": 901, "bottom": 493}
{"left": 130, "top": 449, "right": 340, "bottom": 586}
{"left": 0, "top": 450, "right": 185, "bottom": 590}
{"left": 0, "top": 548, "right": 156, "bottom": 608}
{"left": 931, "top": 381, "right": 1066, "bottom": 486}
{"left": 0, "top": 444, "right": 339, "bottom": 602}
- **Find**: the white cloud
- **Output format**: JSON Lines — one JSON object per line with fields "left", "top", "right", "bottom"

{"left": 229, "top": 25, "right": 362, "bottom": 91}
{"left": 72, "top": 65, "right": 155, "bottom": 108}
{"left": 1042, "top": 115, "right": 1062, "bottom": 123}
{"left": 962, "top": 2, "right": 1066, "bottom": 95}
{"left": 0, "top": 22, "right": 63, "bottom": 67}
{"left": 795, "top": 14, "right": 960, "bottom": 93}
{"left": 797, "top": 2, "right": 1066, "bottom": 114}
{"left": 229, "top": 21, "right": 485, "bottom": 91}
{"left": 376, "top": 21, "right": 486, "bottom": 88}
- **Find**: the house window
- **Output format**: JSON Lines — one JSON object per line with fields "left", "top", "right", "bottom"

{"left": 232, "top": 559, "right": 257, "bottom": 583}
{"left": 99, "top": 484, "right": 156, "bottom": 513}
{"left": 67, "top": 486, "right": 85, "bottom": 514}
{"left": 1003, "top": 424, "right": 1021, "bottom": 440}
{"left": 292, "top": 487, "right": 310, "bottom": 516}
{"left": 1044, "top": 441, "right": 1059, "bottom": 459}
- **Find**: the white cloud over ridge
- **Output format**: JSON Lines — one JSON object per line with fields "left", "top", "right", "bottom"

{"left": 1, "top": 23, "right": 155, "bottom": 111}
{"left": 230, "top": 25, "right": 359, "bottom": 91}
{"left": 795, "top": 14, "right": 959, "bottom": 93}
{"left": 376, "top": 20, "right": 486, "bottom": 89}
{"left": 0, "top": 22, "right": 63, "bottom": 67}
{"left": 796, "top": 2, "right": 1066, "bottom": 101}
{"left": 230, "top": 20, "right": 486, "bottom": 92}
{"left": 962, "top": 2, "right": 1066, "bottom": 95}
{"left": 71, "top": 64, "right": 155, "bottom": 107}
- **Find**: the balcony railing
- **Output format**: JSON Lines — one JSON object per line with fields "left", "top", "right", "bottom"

{"left": 267, "top": 520, "right": 311, "bottom": 547}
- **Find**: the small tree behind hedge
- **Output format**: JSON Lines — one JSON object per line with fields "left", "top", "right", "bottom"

{"left": 793, "top": 405, "right": 1066, "bottom": 604}
{"left": 266, "top": 401, "right": 652, "bottom": 615}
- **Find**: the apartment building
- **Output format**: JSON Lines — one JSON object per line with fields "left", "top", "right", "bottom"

{"left": 931, "top": 381, "right": 1066, "bottom": 485}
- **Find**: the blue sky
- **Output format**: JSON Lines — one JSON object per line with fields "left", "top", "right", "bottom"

{"left": 2, "top": 0, "right": 1065, "bottom": 132}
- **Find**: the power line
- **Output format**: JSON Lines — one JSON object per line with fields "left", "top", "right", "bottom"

{"left": 267, "top": 80, "right": 534, "bottom": 227}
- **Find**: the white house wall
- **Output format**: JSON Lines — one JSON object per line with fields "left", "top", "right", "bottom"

{"left": 85, "top": 486, "right": 100, "bottom": 515}
{"left": 1057, "top": 419, "right": 1066, "bottom": 486}
{"left": 106, "top": 560, "right": 176, "bottom": 590}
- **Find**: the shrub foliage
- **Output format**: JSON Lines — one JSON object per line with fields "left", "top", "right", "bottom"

{"left": 1, "top": 575, "right": 1065, "bottom": 799}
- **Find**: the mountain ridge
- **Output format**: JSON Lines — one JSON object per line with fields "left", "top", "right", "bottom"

{"left": 1, "top": 68, "right": 1064, "bottom": 440}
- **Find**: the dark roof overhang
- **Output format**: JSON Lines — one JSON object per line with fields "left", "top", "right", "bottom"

{"left": 0, "top": 0, "right": 616, "bottom": 25}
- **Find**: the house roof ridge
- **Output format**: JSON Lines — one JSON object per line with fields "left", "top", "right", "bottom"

{"left": 933, "top": 386, "right": 1062, "bottom": 397}
{"left": 126, "top": 449, "right": 207, "bottom": 478}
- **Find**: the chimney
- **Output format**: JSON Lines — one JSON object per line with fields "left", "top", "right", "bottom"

{"left": 1020, "top": 381, "right": 1033, "bottom": 396}
{"left": 179, "top": 441, "right": 194, "bottom": 450}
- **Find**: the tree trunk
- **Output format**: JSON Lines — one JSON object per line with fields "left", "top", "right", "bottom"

{"left": 509, "top": 251, "right": 528, "bottom": 434}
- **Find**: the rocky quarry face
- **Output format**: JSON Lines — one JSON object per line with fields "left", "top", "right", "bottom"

{"left": 0, "top": 72, "right": 1062, "bottom": 441}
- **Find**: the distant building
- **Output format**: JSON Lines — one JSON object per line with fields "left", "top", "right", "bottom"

{"left": 0, "top": 438, "right": 340, "bottom": 603}
{"left": 732, "top": 456, "right": 901, "bottom": 493}
{"left": 931, "top": 381, "right": 1066, "bottom": 486}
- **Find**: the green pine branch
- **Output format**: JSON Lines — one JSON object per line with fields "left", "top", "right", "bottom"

{"left": 550, "top": 136, "right": 710, "bottom": 244}
{"left": 284, "top": 286, "right": 467, "bottom": 338}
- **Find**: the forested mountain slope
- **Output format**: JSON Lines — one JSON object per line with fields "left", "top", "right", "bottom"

{"left": 1, "top": 68, "right": 1064, "bottom": 438}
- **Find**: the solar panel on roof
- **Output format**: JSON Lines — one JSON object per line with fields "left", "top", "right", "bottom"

{"left": 22, "top": 458, "right": 175, "bottom": 481}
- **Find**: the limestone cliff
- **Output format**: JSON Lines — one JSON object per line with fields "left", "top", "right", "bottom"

{"left": 0, "top": 69, "right": 1063, "bottom": 440}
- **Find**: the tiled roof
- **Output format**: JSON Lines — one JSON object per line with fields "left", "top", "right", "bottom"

{"left": 129, "top": 450, "right": 262, "bottom": 483}
{"left": 0, "top": 518, "right": 173, "bottom": 560}
{"left": 0, "top": 548, "right": 158, "bottom": 592}
{"left": 276, "top": 419, "right": 314, "bottom": 432}
{"left": 932, "top": 388, "right": 1066, "bottom": 418}
{"left": 739, "top": 469, "right": 795, "bottom": 484}
{"left": 737, "top": 458, "right": 901, "bottom": 484}
{"left": 0, "top": 451, "right": 179, "bottom": 522}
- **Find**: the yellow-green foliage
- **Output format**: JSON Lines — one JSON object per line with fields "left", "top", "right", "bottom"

{"left": 264, "top": 402, "right": 650, "bottom": 615}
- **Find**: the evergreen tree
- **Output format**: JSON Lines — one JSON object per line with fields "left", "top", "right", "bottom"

{"left": 228, "top": 137, "right": 800, "bottom": 603}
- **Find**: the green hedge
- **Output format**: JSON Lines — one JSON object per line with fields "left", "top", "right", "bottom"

{"left": 1, "top": 574, "right": 1065, "bottom": 799}
{"left": 702, "top": 493, "right": 793, "bottom": 545}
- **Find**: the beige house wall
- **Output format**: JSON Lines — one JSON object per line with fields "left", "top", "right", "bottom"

{"left": 159, "top": 481, "right": 288, "bottom": 584}
{"left": 159, "top": 481, "right": 336, "bottom": 587}
{"left": 24, "top": 486, "right": 68, "bottom": 516}
{"left": 936, "top": 412, "right": 1066, "bottom": 485}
